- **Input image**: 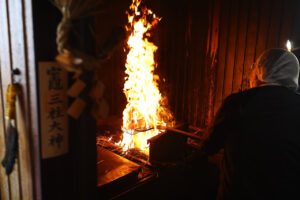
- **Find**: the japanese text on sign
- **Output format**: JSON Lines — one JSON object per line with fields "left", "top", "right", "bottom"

{"left": 39, "top": 62, "right": 68, "bottom": 159}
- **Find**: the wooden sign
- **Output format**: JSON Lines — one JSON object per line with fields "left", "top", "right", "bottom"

{"left": 38, "top": 62, "right": 68, "bottom": 159}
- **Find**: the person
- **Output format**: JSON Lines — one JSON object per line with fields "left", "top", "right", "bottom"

{"left": 201, "top": 48, "right": 300, "bottom": 200}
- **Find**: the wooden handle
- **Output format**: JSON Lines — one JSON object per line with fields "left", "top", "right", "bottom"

{"left": 166, "top": 127, "right": 202, "bottom": 141}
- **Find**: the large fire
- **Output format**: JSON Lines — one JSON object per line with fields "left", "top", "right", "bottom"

{"left": 119, "top": 0, "right": 173, "bottom": 153}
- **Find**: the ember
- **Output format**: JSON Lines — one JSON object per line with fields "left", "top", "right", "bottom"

{"left": 118, "top": 0, "right": 174, "bottom": 153}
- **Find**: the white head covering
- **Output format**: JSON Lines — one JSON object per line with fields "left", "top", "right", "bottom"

{"left": 252, "top": 48, "right": 299, "bottom": 91}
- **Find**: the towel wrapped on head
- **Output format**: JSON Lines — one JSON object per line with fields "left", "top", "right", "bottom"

{"left": 250, "top": 48, "right": 299, "bottom": 91}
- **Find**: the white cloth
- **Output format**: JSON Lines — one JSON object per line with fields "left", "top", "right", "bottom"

{"left": 254, "top": 48, "right": 299, "bottom": 91}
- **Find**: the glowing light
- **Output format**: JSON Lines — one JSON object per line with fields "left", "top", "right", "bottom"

{"left": 286, "top": 40, "right": 292, "bottom": 52}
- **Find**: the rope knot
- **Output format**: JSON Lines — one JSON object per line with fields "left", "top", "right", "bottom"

{"left": 57, "top": 15, "right": 72, "bottom": 53}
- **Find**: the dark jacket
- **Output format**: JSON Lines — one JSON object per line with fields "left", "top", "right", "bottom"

{"left": 202, "top": 85, "right": 300, "bottom": 200}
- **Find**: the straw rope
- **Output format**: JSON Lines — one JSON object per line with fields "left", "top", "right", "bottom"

{"left": 50, "top": 0, "right": 109, "bottom": 72}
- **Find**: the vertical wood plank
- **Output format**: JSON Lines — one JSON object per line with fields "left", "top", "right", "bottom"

{"left": 0, "top": 0, "right": 11, "bottom": 199}
{"left": 157, "top": 1, "right": 175, "bottom": 121}
{"left": 22, "top": 0, "right": 42, "bottom": 198}
{"left": 278, "top": 0, "right": 292, "bottom": 49}
{"left": 171, "top": 1, "right": 188, "bottom": 122}
{"left": 290, "top": 0, "right": 300, "bottom": 44}
{"left": 166, "top": 7, "right": 179, "bottom": 118}
{"left": 255, "top": 0, "right": 271, "bottom": 59}
{"left": 213, "top": 0, "right": 231, "bottom": 114}
{"left": 8, "top": 0, "right": 34, "bottom": 199}
{"left": 0, "top": 82, "right": 10, "bottom": 200}
{"left": 222, "top": 0, "right": 239, "bottom": 99}
{"left": 204, "top": 0, "right": 220, "bottom": 124}
{"left": 194, "top": 0, "right": 210, "bottom": 127}
{"left": 0, "top": 69, "right": 10, "bottom": 200}
{"left": 0, "top": 0, "right": 22, "bottom": 199}
{"left": 242, "top": 0, "right": 260, "bottom": 90}
{"left": 184, "top": 7, "right": 193, "bottom": 124}
{"left": 266, "top": 0, "right": 283, "bottom": 49}
{"left": 71, "top": 17, "right": 97, "bottom": 200}
{"left": 232, "top": 0, "right": 250, "bottom": 93}
{"left": 180, "top": 3, "right": 190, "bottom": 123}
{"left": 196, "top": 0, "right": 212, "bottom": 126}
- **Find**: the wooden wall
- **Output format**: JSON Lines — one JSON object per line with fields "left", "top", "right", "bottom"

{"left": 212, "top": 0, "right": 300, "bottom": 118}
{"left": 0, "top": 0, "right": 41, "bottom": 199}
{"left": 96, "top": 0, "right": 300, "bottom": 130}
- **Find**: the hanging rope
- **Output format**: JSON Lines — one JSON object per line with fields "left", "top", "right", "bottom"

{"left": 50, "top": 0, "right": 126, "bottom": 119}
{"left": 50, "top": 0, "right": 125, "bottom": 72}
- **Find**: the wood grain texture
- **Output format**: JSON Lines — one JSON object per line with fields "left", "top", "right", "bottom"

{"left": 0, "top": 58, "right": 10, "bottom": 200}
{"left": 213, "top": 0, "right": 230, "bottom": 114}
{"left": 222, "top": 0, "right": 239, "bottom": 100}
{"left": 0, "top": 0, "right": 21, "bottom": 199}
{"left": 22, "top": 0, "right": 42, "bottom": 198}
{"left": 0, "top": 0, "right": 11, "bottom": 199}
{"left": 290, "top": 0, "right": 300, "bottom": 43}
{"left": 8, "top": 0, "right": 34, "bottom": 199}
{"left": 214, "top": 0, "right": 284, "bottom": 112}
{"left": 231, "top": 0, "right": 250, "bottom": 93}
{"left": 205, "top": 0, "right": 220, "bottom": 125}
{"left": 0, "top": 0, "right": 40, "bottom": 199}
{"left": 255, "top": 0, "right": 272, "bottom": 59}
{"left": 241, "top": 0, "right": 260, "bottom": 91}
{"left": 0, "top": 83, "right": 10, "bottom": 200}
{"left": 278, "top": 0, "right": 292, "bottom": 48}
{"left": 267, "top": 0, "right": 283, "bottom": 49}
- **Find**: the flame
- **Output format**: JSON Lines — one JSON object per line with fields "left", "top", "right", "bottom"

{"left": 119, "top": 0, "right": 173, "bottom": 153}
{"left": 286, "top": 40, "right": 292, "bottom": 52}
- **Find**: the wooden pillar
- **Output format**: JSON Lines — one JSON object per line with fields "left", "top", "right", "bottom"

{"left": 0, "top": 0, "right": 41, "bottom": 199}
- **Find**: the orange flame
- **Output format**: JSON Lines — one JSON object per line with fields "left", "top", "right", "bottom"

{"left": 119, "top": 0, "right": 173, "bottom": 153}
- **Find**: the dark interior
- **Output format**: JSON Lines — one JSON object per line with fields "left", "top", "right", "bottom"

{"left": 32, "top": 0, "right": 300, "bottom": 199}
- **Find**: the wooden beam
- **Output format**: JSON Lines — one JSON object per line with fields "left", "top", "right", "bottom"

{"left": 232, "top": 0, "right": 250, "bottom": 93}
{"left": 0, "top": 0, "right": 22, "bottom": 199}
{"left": 213, "top": 0, "right": 231, "bottom": 114}
{"left": 7, "top": 0, "right": 34, "bottom": 199}
{"left": 255, "top": 0, "right": 272, "bottom": 58}
{"left": 267, "top": 0, "right": 283, "bottom": 49}
{"left": 22, "top": 0, "right": 42, "bottom": 198}
{"left": 206, "top": 0, "right": 220, "bottom": 124}
{"left": 0, "top": 0, "right": 11, "bottom": 198}
{"left": 222, "top": 0, "right": 240, "bottom": 100}
{"left": 278, "top": 0, "right": 292, "bottom": 49}
{"left": 241, "top": 0, "right": 260, "bottom": 90}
